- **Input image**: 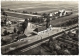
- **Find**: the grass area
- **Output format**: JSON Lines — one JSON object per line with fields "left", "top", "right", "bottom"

{"left": 1, "top": 1, "right": 78, "bottom": 13}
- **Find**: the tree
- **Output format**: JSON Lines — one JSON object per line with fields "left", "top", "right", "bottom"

{"left": 46, "top": 17, "right": 50, "bottom": 28}
{"left": 22, "top": 19, "right": 28, "bottom": 33}
{"left": 42, "top": 13, "right": 48, "bottom": 18}
{"left": 1, "top": 8, "right": 4, "bottom": 12}
{"left": 3, "top": 12, "right": 7, "bottom": 16}
{"left": 3, "top": 29, "right": 8, "bottom": 35}
{"left": 7, "top": 8, "right": 10, "bottom": 11}
{"left": 14, "top": 27, "right": 17, "bottom": 33}
{"left": 1, "top": 38, "right": 6, "bottom": 45}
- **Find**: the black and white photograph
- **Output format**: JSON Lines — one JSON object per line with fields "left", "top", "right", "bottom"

{"left": 1, "top": 0, "right": 79, "bottom": 55}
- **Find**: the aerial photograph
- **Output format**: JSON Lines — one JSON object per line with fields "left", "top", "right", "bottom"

{"left": 1, "top": 1, "right": 79, "bottom": 55}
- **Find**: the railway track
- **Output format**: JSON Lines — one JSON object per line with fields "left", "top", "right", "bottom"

{"left": 2, "top": 24, "right": 78, "bottom": 54}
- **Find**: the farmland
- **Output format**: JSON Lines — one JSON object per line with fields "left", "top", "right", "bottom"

{"left": 1, "top": 1, "right": 78, "bottom": 22}
{"left": 1, "top": 1, "right": 78, "bottom": 13}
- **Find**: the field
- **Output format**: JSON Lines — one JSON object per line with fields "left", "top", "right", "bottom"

{"left": 1, "top": 1, "right": 78, "bottom": 13}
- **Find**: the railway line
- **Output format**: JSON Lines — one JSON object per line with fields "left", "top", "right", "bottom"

{"left": 2, "top": 23, "right": 78, "bottom": 54}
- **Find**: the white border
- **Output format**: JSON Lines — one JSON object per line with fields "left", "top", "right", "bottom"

{"left": 1, "top": 0, "right": 79, "bottom": 1}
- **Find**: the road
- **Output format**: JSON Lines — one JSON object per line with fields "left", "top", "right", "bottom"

{"left": 5, "top": 11, "right": 42, "bottom": 17}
